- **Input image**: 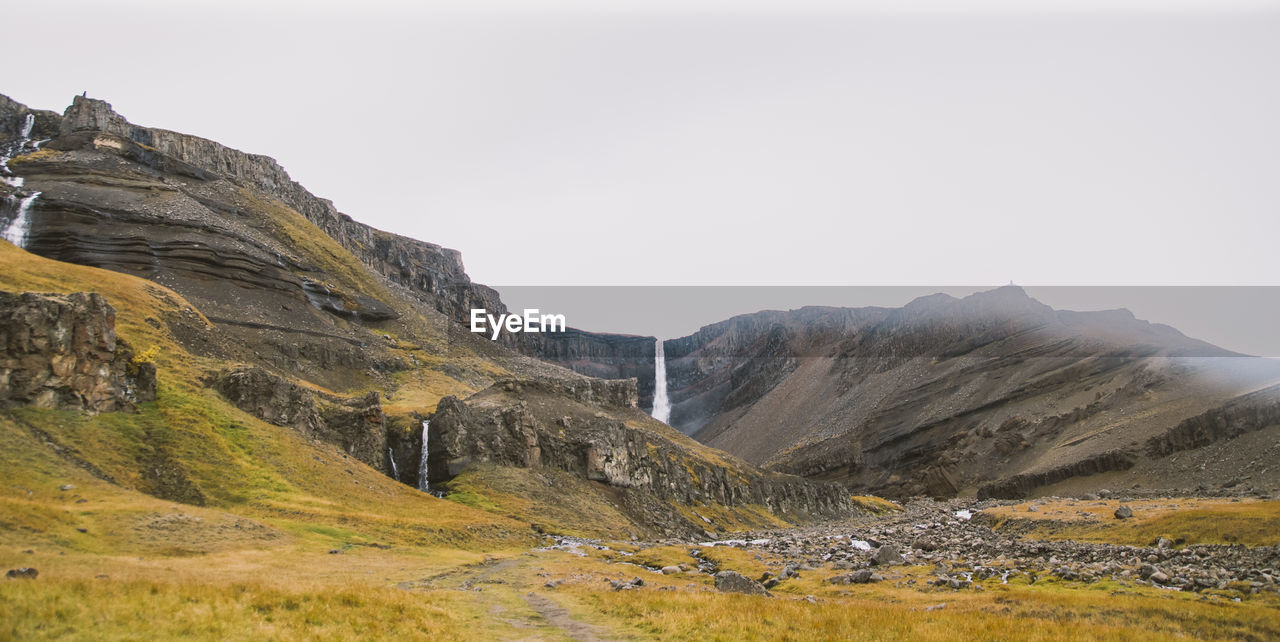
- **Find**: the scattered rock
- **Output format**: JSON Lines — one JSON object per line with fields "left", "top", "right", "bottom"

{"left": 59, "top": 484, "right": 75, "bottom": 491}
{"left": 1114, "top": 505, "right": 1134, "bottom": 519}
{"left": 6, "top": 568, "right": 38, "bottom": 579}
{"left": 609, "top": 577, "right": 645, "bottom": 591}
{"left": 661, "top": 566, "right": 681, "bottom": 575}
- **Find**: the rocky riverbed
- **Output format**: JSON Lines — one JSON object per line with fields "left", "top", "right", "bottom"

{"left": 557, "top": 497, "right": 1280, "bottom": 599}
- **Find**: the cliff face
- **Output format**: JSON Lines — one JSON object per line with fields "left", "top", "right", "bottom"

{"left": 527, "top": 330, "right": 656, "bottom": 411}
{"left": 54, "top": 95, "right": 505, "bottom": 329}
{"left": 3, "top": 93, "right": 502, "bottom": 395}
{"left": 0, "top": 291, "right": 155, "bottom": 412}
{"left": 682, "top": 287, "right": 1280, "bottom": 499}
{"left": 426, "top": 378, "right": 853, "bottom": 538}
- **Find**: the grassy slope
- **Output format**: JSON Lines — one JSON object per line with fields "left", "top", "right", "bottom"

{"left": 0, "top": 239, "right": 548, "bottom": 637}
{"left": 982, "top": 498, "right": 1280, "bottom": 547}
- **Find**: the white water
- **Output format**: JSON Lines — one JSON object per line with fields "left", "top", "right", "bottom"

{"left": 2, "top": 192, "right": 39, "bottom": 248}
{"left": 954, "top": 509, "right": 973, "bottom": 521}
{"left": 651, "top": 340, "right": 671, "bottom": 423}
{"left": 696, "top": 538, "right": 771, "bottom": 547}
{"left": 388, "top": 448, "right": 400, "bottom": 482}
{"left": 418, "top": 420, "right": 430, "bottom": 491}
{"left": 1, "top": 114, "right": 40, "bottom": 247}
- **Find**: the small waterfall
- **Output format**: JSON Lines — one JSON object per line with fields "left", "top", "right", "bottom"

{"left": 418, "top": 420, "right": 430, "bottom": 491}
{"left": 1, "top": 114, "right": 40, "bottom": 247}
{"left": 388, "top": 447, "right": 400, "bottom": 482}
{"left": 652, "top": 340, "right": 671, "bottom": 423}
{"left": 2, "top": 192, "right": 39, "bottom": 248}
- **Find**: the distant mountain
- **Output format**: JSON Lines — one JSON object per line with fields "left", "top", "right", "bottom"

{"left": 665, "top": 286, "right": 1280, "bottom": 498}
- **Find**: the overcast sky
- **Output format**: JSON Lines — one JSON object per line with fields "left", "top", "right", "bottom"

{"left": 8, "top": 1, "right": 1280, "bottom": 350}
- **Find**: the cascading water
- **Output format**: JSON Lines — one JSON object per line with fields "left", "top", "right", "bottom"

{"left": 418, "top": 420, "right": 430, "bottom": 491}
{"left": 388, "top": 447, "right": 400, "bottom": 482}
{"left": 1, "top": 114, "right": 40, "bottom": 248}
{"left": 2, "top": 192, "right": 39, "bottom": 247}
{"left": 651, "top": 340, "right": 671, "bottom": 424}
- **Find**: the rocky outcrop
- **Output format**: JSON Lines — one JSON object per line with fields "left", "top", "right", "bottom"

{"left": 0, "top": 94, "right": 60, "bottom": 142}
{"left": 0, "top": 291, "right": 154, "bottom": 412}
{"left": 210, "top": 366, "right": 387, "bottom": 471}
{"left": 1143, "top": 386, "right": 1280, "bottom": 458}
{"left": 976, "top": 449, "right": 1137, "bottom": 500}
{"left": 425, "top": 379, "right": 853, "bottom": 536}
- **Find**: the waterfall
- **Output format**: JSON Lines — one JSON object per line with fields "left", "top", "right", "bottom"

{"left": 2, "top": 192, "right": 39, "bottom": 248}
{"left": 1, "top": 114, "right": 40, "bottom": 247}
{"left": 388, "top": 447, "right": 400, "bottom": 482}
{"left": 652, "top": 340, "right": 671, "bottom": 424}
{"left": 418, "top": 420, "right": 430, "bottom": 491}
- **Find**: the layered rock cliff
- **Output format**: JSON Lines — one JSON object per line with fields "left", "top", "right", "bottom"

{"left": 53, "top": 96, "right": 506, "bottom": 329}
{"left": 426, "top": 378, "right": 854, "bottom": 537}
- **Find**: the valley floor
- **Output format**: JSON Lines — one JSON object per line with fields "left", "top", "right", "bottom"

{"left": 3, "top": 497, "right": 1278, "bottom": 641}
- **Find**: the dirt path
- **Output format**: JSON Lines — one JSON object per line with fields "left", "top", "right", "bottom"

{"left": 413, "top": 553, "right": 619, "bottom": 641}
{"left": 521, "top": 590, "right": 612, "bottom": 642}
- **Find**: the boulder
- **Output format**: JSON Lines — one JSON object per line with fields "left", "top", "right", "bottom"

{"left": 714, "top": 571, "right": 770, "bottom": 596}
{"left": 1114, "top": 505, "right": 1134, "bottom": 519}
{"left": 872, "top": 545, "right": 903, "bottom": 566}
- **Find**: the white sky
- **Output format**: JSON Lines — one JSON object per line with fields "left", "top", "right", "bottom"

{"left": 10, "top": 1, "right": 1279, "bottom": 288}
{"left": 8, "top": 1, "right": 1280, "bottom": 351}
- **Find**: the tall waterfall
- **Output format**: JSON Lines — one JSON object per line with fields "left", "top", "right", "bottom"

{"left": 418, "top": 420, "right": 430, "bottom": 491}
{"left": 388, "top": 448, "right": 400, "bottom": 482}
{"left": 1, "top": 114, "right": 40, "bottom": 248}
{"left": 652, "top": 340, "right": 671, "bottom": 424}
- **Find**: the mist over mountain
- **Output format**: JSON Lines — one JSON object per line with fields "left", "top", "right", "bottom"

{"left": 654, "top": 286, "right": 1280, "bottom": 498}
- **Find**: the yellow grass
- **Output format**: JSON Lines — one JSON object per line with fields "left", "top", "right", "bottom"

{"left": 984, "top": 498, "right": 1280, "bottom": 547}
